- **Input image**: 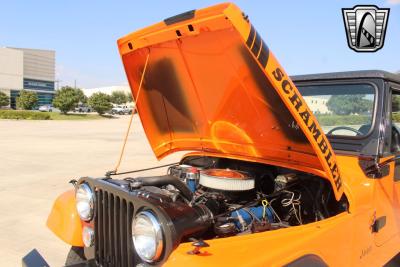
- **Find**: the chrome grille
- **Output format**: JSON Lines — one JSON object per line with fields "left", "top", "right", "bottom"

{"left": 95, "top": 189, "right": 134, "bottom": 266}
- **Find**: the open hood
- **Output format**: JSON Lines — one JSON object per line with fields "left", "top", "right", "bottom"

{"left": 118, "top": 3, "right": 343, "bottom": 200}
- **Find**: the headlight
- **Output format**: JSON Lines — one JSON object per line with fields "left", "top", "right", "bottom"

{"left": 132, "top": 211, "right": 163, "bottom": 263}
{"left": 75, "top": 183, "right": 94, "bottom": 221}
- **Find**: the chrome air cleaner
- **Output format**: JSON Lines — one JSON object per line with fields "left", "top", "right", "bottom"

{"left": 199, "top": 169, "right": 255, "bottom": 191}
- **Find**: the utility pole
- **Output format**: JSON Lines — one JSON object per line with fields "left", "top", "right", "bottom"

{"left": 74, "top": 79, "right": 77, "bottom": 89}
{"left": 55, "top": 79, "right": 62, "bottom": 90}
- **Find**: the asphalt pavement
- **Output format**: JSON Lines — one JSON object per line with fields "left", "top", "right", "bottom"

{"left": 0, "top": 116, "right": 181, "bottom": 266}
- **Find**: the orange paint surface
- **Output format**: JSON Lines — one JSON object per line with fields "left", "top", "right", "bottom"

{"left": 46, "top": 189, "right": 83, "bottom": 247}
{"left": 118, "top": 2, "right": 342, "bottom": 200}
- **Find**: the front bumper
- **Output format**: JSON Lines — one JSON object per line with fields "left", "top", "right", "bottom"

{"left": 22, "top": 249, "right": 96, "bottom": 267}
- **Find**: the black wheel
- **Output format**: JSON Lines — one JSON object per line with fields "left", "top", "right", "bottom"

{"left": 65, "top": 246, "right": 86, "bottom": 265}
{"left": 49, "top": 109, "right": 52, "bottom": 112}
{"left": 119, "top": 111, "right": 123, "bottom": 115}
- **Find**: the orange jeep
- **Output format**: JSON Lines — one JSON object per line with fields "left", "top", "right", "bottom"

{"left": 46, "top": 3, "right": 400, "bottom": 266}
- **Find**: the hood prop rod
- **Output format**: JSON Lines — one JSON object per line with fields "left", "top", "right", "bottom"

{"left": 105, "top": 162, "right": 179, "bottom": 177}
{"left": 106, "top": 51, "right": 151, "bottom": 178}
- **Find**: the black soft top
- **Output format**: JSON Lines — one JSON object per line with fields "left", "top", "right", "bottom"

{"left": 292, "top": 70, "right": 400, "bottom": 84}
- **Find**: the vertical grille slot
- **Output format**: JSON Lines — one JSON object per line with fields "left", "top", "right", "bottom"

{"left": 114, "top": 196, "right": 120, "bottom": 266}
{"left": 127, "top": 203, "right": 134, "bottom": 266}
{"left": 103, "top": 191, "right": 108, "bottom": 264}
{"left": 121, "top": 199, "right": 127, "bottom": 267}
{"left": 96, "top": 190, "right": 104, "bottom": 265}
{"left": 95, "top": 188, "right": 135, "bottom": 266}
{"left": 108, "top": 193, "right": 114, "bottom": 265}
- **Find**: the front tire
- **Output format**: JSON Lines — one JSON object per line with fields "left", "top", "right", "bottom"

{"left": 65, "top": 246, "right": 86, "bottom": 265}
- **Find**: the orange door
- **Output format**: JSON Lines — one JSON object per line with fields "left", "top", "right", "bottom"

{"left": 373, "top": 170, "right": 398, "bottom": 246}
{"left": 374, "top": 87, "right": 400, "bottom": 246}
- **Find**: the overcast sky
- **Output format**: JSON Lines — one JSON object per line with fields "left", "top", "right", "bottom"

{"left": 1, "top": 0, "right": 399, "bottom": 88}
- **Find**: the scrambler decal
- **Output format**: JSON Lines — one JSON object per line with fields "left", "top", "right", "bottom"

{"left": 272, "top": 67, "right": 342, "bottom": 194}
{"left": 242, "top": 22, "right": 343, "bottom": 200}
{"left": 246, "top": 25, "right": 269, "bottom": 68}
{"left": 271, "top": 67, "right": 343, "bottom": 198}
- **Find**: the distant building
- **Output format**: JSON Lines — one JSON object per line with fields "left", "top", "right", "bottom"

{"left": 0, "top": 48, "right": 23, "bottom": 107}
{"left": 82, "top": 85, "right": 131, "bottom": 97}
{"left": 0, "top": 47, "right": 55, "bottom": 108}
{"left": 303, "top": 96, "right": 331, "bottom": 114}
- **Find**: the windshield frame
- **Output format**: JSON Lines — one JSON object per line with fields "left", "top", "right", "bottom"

{"left": 294, "top": 78, "right": 383, "bottom": 156}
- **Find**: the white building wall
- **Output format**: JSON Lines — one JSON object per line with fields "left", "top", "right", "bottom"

{"left": 303, "top": 96, "right": 331, "bottom": 114}
{"left": 9, "top": 47, "right": 55, "bottom": 82}
{"left": 82, "top": 86, "right": 131, "bottom": 97}
{"left": 0, "top": 48, "right": 23, "bottom": 90}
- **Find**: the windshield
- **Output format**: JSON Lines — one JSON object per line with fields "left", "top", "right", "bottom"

{"left": 298, "top": 84, "right": 375, "bottom": 137}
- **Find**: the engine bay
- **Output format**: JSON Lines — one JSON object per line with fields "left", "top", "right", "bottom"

{"left": 124, "top": 156, "right": 349, "bottom": 242}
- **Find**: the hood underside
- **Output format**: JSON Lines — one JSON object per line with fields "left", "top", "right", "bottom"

{"left": 118, "top": 3, "right": 343, "bottom": 200}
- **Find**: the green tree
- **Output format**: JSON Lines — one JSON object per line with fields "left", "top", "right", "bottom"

{"left": 16, "top": 90, "right": 38, "bottom": 110}
{"left": 88, "top": 92, "right": 112, "bottom": 115}
{"left": 74, "top": 88, "right": 87, "bottom": 104}
{"left": 327, "top": 94, "right": 372, "bottom": 115}
{"left": 126, "top": 92, "right": 133, "bottom": 103}
{"left": 53, "top": 86, "right": 80, "bottom": 114}
{"left": 0, "top": 91, "right": 10, "bottom": 107}
{"left": 393, "top": 95, "right": 400, "bottom": 113}
{"left": 111, "top": 91, "right": 128, "bottom": 105}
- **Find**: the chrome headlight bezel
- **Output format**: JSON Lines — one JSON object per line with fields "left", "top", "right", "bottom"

{"left": 82, "top": 225, "right": 95, "bottom": 247}
{"left": 132, "top": 210, "right": 164, "bottom": 263}
{"left": 75, "top": 183, "right": 94, "bottom": 221}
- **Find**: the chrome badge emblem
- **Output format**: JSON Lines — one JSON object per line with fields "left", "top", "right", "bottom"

{"left": 342, "top": 5, "right": 390, "bottom": 52}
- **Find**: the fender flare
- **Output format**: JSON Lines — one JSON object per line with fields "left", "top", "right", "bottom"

{"left": 284, "top": 254, "right": 328, "bottom": 267}
{"left": 46, "top": 189, "right": 83, "bottom": 247}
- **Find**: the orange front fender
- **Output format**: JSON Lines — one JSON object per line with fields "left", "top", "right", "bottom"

{"left": 46, "top": 189, "right": 84, "bottom": 247}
